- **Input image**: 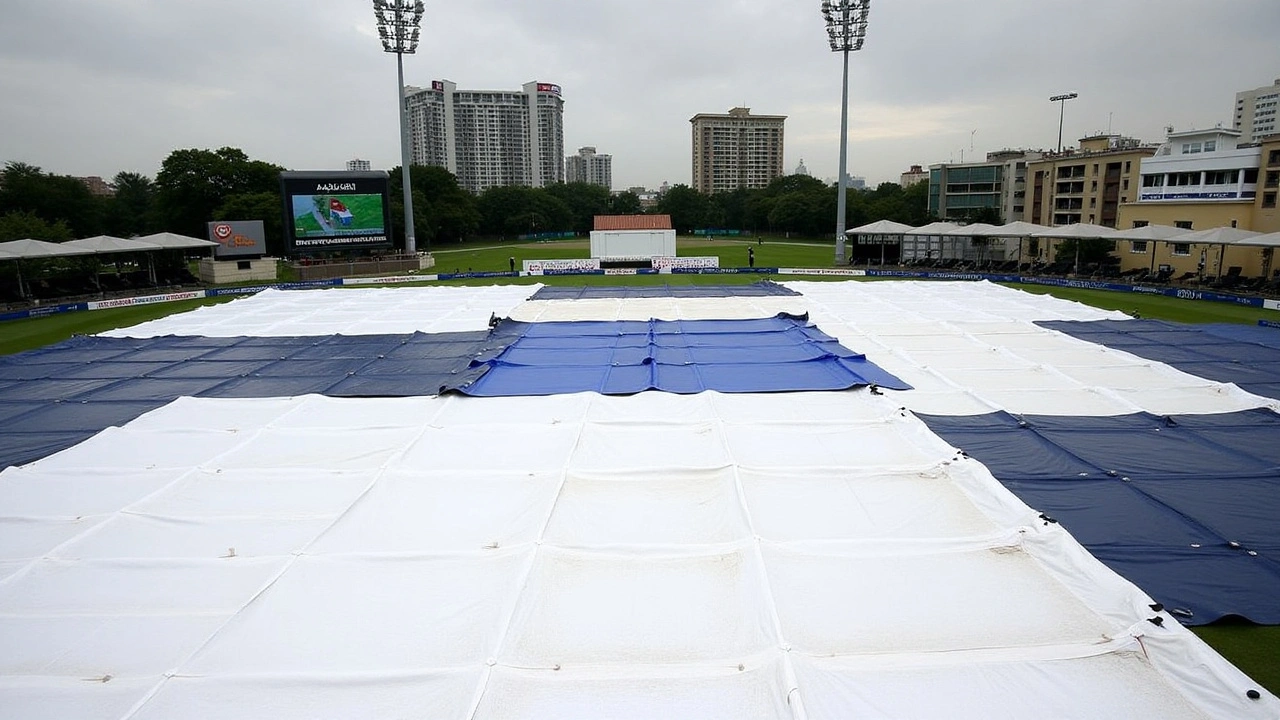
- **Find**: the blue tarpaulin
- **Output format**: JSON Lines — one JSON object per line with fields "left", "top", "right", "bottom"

{"left": 0, "top": 316, "right": 904, "bottom": 468}
{"left": 918, "top": 409, "right": 1280, "bottom": 624}
{"left": 458, "top": 314, "right": 911, "bottom": 396}
{"left": 1040, "top": 319, "right": 1280, "bottom": 401}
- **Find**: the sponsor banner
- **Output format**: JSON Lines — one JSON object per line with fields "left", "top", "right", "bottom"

{"left": 778, "top": 268, "right": 865, "bottom": 277}
{"left": 541, "top": 269, "right": 606, "bottom": 276}
{"left": 206, "top": 280, "right": 341, "bottom": 297}
{"left": 525, "top": 259, "right": 601, "bottom": 274}
{"left": 604, "top": 268, "right": 637, "bottom": 275}
{"left": 208, "top": 220, "right": 266, "bottom": 259}
{"left": 87, "top": 291, "right": 206, "bottom": 311}
{"left": 435, "top": 271, "right": 520, "bottom": 280}
{"left": 1264, "top": 300, "right": 1280, "bottom": 312}
{"left": 652, "top": 256, "right": 718, "bottom": 270}
{"left": 0, "top": 301, "right": 88, "bottom": 322}
{"left": 671, "top": 267, "right": 777, "bottom": 275}
{"left": 340, "top": 275, "right": 426, "bottom": 286}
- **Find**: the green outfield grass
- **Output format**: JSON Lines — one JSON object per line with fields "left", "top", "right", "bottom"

{"left": 1, "top": 240, "right": 1277, "bottom": 694}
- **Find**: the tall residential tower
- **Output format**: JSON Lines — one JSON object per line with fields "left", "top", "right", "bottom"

{"left": 690, "top": 107, "right": 785, "bottom": 194}
{"left": 1234, "top": 78, "right": 1280, "bottom": 145}
{"left": 404, "top": 80, "right": 565, "bottom": 193}
{"left": 566, "top": 146, "right": 612, "bottom": 189}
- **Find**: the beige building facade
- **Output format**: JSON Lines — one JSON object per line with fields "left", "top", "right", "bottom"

{"left": 1113, "top": 130, "right": 1279, "bottom": 279}
{"left": 690, "top": 107, "right": 785, "bottom": 194}
{"left": 1025, "top": 134, "right": 1158, "bottom": 228}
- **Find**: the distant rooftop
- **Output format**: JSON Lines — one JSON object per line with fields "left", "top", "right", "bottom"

{"left": 594, "top": 214, "right": 673, "bottom": 231}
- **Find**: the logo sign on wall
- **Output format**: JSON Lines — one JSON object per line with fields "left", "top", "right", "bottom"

{"left": 207, "top": 220, "right": 267, "bottom": 259}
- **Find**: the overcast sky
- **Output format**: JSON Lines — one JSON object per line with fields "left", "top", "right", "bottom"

{"left": 2, "top": 0, "right": 1278, "bottom": 191}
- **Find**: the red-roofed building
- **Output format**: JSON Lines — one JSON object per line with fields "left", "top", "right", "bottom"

{"left": 590, "top": 215, "right": 676, "bottom": 258}
{"left": 593, "top": 215, "right": 673, "bottom": 231}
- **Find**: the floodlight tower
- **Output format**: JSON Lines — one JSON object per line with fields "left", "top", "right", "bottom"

{"left": 374, "top": 0, "right": 425, "bottom": 255}
{"left": 1050, "top": 92, "right": 1078, "bottom": 153}
{"left": 822, "top": 0, "right": 871, "bottom": 266}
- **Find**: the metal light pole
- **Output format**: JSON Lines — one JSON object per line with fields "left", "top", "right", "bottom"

{"left": 1050, "top": 92, "right": 1077, "bottom": 153}
{"left": 374, "top": 0, "right": 425, "bottom": 256}
{"left": 822, "top": 0, "right": 870, "bottom": 266}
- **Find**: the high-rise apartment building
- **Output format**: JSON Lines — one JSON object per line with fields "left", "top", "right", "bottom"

{"left": 899, "top": 165, "right": 928, "bottom": 187}
{"left": 1234, "top": 78, "right": 1280, "bottom": 144}
{"left": 404, "top": 80, "right": 565, "bottom": 193}
{"left": 690, "top": 107, "right": 785, "bottom": 194}
{"left": 566, "top": 146, "right": 612, "bottom": 189}
{"left": 346, "top": 159, "right": 372, "bottom": 172}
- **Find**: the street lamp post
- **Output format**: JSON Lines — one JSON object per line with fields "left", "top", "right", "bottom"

{"left": 822, "top": 0, "right": 871, "bottom": 266}
{"left": 374, "top": 0, "right": 425, "bottom": 256}
{"left": 1049, "top": 92, "right": 1078, "bottom": 153}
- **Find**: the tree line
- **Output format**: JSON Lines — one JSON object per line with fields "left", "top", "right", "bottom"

{"left": 2, "top": 147, "right": 933, "bottom": 256}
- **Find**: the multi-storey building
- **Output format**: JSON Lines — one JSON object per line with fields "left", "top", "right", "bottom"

{"left": 1112, "top": 128, "right": 1278, "bottom": 278}
{"left": 566, "top": 146, "right": 612, "bottom": 189}
{"left": 74, "top": 176, "right": 115, "bottom": 197}
{"left": 1025, "top": 134, "right": 1158, "bottom": 227}
{"left": 404, "top": 80, "right": 564, "bottom": 193}
{"left": 927, "top": 150, "right": 1040, "bottom": 222}
{"left": 690, "top": 107, "right": 785, "bottom": 194}
{"left": 1234, "top": 78, "right": 1280, "bottom": 145}
{"left": 899, "top": 164, "right": 928, "bottom": 187}
{"left": 345, "top": 159, "right": 372, "bottom": 172}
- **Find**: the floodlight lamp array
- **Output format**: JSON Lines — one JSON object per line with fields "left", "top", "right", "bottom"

{"left": 821, "top": 0, "right": 871, "bottom": 52}
{"left": 373, "top": 0, "right": 425, "bottom": 54}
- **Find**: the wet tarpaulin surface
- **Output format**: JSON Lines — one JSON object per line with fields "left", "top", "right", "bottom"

{"left": 1039, "top": 319, "right": 1280, "bottom": 401}
{"left": 0, "top": 332, "right": 496, "bottom": 469}
{"left": 918, "top": 408, "right": 1280, "bottom": 624}
{"left": 458, "top": 314, "right": 911, "bottom": 397}
{"left": 529, "top": 280, "right": 801, "bottom": 300}
{"left": 0, "top": 317, "right": 905, "bottom": 468}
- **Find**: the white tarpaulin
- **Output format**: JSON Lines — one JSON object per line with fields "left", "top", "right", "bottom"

{"left": 0, "top": 390, "right": 1274, "bottom": 718}
{"left": 2, "top": 281, "right": 1277, "bottom": 718}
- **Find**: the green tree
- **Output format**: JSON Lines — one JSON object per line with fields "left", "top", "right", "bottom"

{"left": 389, "top": 166, "right": 481, "bottom": 248}
{"left": 102, "top": 171, "right": 157, "bottom": 237}
{"left": 476, "top": 185, "right": 573, "bottom": 237}
{"left": 0, "top": 162, "right": 102, "bottom": 237}
{"left": 608, "top": 191, "right": 642, "bottom": 215}
{"left": 545, "top": 182, "right": 610, "bottom": 235}
{"left": 154, "top": 148, "right": 283, "bottom": 239}
{"left": 653, "top": 184, "right": 708, "bottom": 234}
{"left": 0, "top": 210, "right": 73, "bottom": 242}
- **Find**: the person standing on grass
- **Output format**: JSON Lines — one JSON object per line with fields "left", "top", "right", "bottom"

{"left": 748, "top": 247, "right": 755, "bottom": 268}
{"left": 509, "top": 256, "right": 515, "bottom": 273}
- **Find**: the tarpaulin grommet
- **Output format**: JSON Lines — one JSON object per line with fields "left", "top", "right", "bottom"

{"left": 1150, "top": 603, "right": 1165, "bottom": 612}
{"left": 1148, "top": 616, "right": 1164, "bottom": 626}
{"left": 1248, "top": 689, "right": 1262, "bottom": 700}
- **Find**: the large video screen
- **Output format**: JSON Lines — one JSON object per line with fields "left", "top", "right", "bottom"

{"left": 279, "top": 171, "right": 393, "bottom": 254}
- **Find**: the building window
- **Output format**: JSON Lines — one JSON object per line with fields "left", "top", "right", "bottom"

{"left": 1132, "top": 220, "right": 1149, "bottom": 228}
{"left": 1124, "top": 161, "right": 1131, "bottom": 173}
{"left": 1122, "top": 178, "right": 1129, "bottom": 190}
{"left": 1267, "top": 171, "right": 1280, "bottom": 189}
{"left": 1171, "top": 243, "right": 1191, "bottom": 256}
{"left": 1265, "top": 192, "right": 1278, "bottom": 209}
{"left": 1090, "top": 197, "right": 1097, "bottom": 207}
{"left": 1142, "top": 175, "right": 1164, "bottom": 187}
{"left": 1204, "top": 170, "right": 1236, "bottom": 185}
{"left": 1131, "top": 241, "right": 1148, "bottom": 253}
{"left": 1175, "top": 221, "right": 1193, "bottom": 230}
{"left": 1204, "top": 141, "right": 1216, "bottom": 152}
{"left": 1269, "top": 149, "right": 1280, "bottom": 166}
{"left": 1245, "top": 168, "right": 1259, "bottom": 184}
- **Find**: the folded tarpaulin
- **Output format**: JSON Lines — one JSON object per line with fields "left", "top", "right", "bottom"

{"left": 917, "top": 408, "right": 1280, "bottom": 624}
{"left": 530, "top": 280, "right": 801, "bottom": 300}
{"left": 456, "top": 314, "right": 911, "bottom": 396}
{"left": 1039, "top": 319, "right": 1280, "bottom": 401}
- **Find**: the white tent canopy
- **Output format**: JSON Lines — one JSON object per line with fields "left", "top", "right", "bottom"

{"left": 845, "top": 219, "right": 913, "bottom": 235}
{"left": 63, "top": 235, "right": 160, "bottom": 254}
{"left": 1176, "top": 226, "right": 1261, "bottom": 246}
{"left": 987, "top": 221, "right": 1049, "bottom": 237}
{"left": 1231, "top": 230, "right": 1280, "bottom": 247}
{"left": 904, "top": 221, "right": 960, "bottom": 235}
{"left": 1030, "top": 223, "right": 1117, "bottom": 239}
{"left": 134, "top": 232, "right": 219, "bottom": 250}
{"left": 942, "top": 222, "right": 1003, "bottom": 236}
{"left": 1108, "top": 224, "right": 1192, "bottom": 241}
{"left": 0, "top": 238, "right": 95, "bottom": 258}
